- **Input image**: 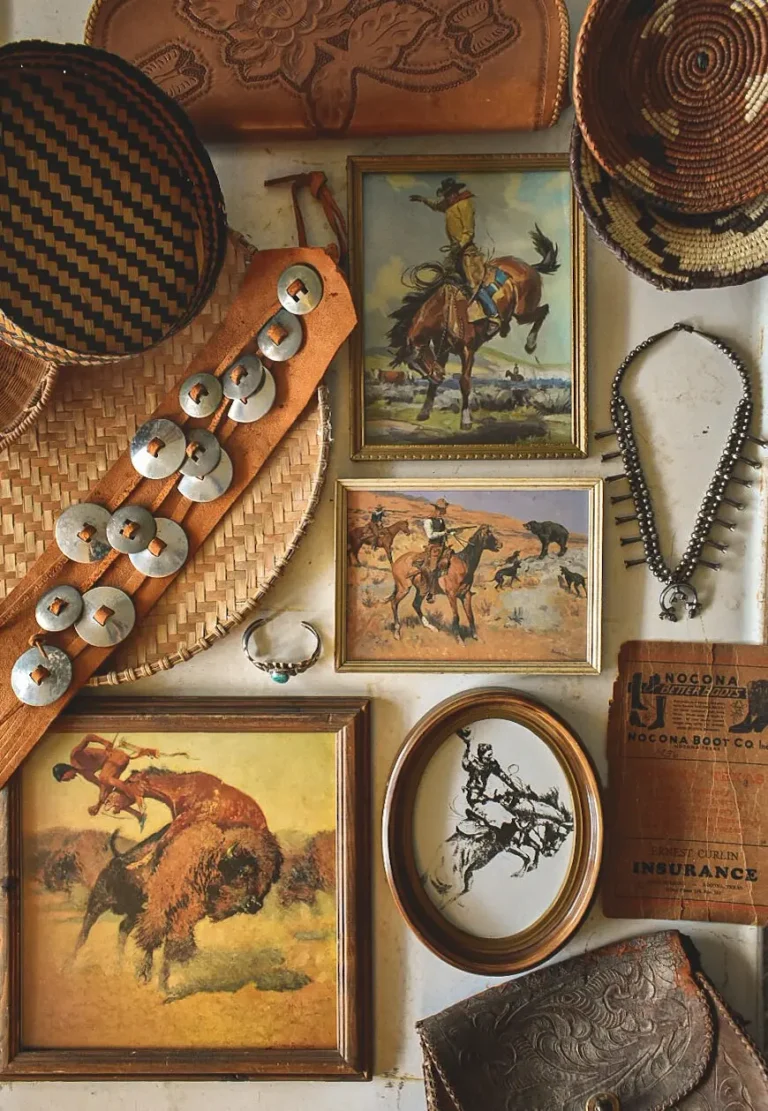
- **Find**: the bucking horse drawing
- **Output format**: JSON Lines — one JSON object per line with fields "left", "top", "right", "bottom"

{"left": 387, "top": 226, "right": 559, "bottom": 431}
{"left": 426, "top": 789, "right": 574, "bottom": 911}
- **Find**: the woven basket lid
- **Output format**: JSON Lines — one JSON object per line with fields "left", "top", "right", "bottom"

{"left": 0, "top": 232, "right": 331, "bottom": 685}
{"left": 571, "top": 123, "right": 768, "bottom": 291}
{"left": 0, "top": 40, "right": 227, "bottom": 365}
{"left": 574, "top": 0, "right": 768, "bottom": 215}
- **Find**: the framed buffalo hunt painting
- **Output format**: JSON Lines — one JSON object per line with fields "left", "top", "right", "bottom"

{"left": 336, "top": 478, "right": 602, "bottom": 674}
{"left": 0, "top": 698, "right": 371, "bottom": 1080}
{"left": 383, "top": 688, "right": 602, "bottom": 975}
{"left": 348, "top": 154, "right": 587, "bottom": 460}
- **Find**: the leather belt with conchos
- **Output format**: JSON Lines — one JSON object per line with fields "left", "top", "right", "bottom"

{"left": 0, "top": 246, "right": 356, "bottom": 788}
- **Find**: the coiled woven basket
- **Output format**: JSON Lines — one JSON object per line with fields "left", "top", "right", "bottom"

{"left": 574, "top": 0, "right": 768, "bottom": 214}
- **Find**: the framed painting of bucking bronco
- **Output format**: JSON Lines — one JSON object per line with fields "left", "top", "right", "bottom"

{"left": 336, "top": 479, "right": 602, "bottom": 673}
{"left": 0, "top": 698, "right": 371, "bottom": 1080}
{"left": 348, "top": 154, "right": 587, "bottom": 460}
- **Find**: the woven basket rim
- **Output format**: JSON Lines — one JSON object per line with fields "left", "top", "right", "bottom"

{"left": 0, "top": 356, "right": 59, "bottom": 455}
{"left": 0, "top": 38, "right": 228, "bottom": 364}
{"left": 573, "top": 0, "right": 768, "bottom": 216}
{"left": 571, "top": 122, "right": 768, "bottom": 292}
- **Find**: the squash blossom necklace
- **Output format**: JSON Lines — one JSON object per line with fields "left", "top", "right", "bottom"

{"left": 598, "top": 323, "right": 763, "bottom": 622}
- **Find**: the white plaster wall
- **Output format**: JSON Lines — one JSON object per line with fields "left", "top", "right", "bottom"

{"left": 2, "top": 1, "right": 766, "bottom": 1107}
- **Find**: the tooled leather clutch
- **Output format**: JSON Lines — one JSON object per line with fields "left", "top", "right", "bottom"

{"left": 84, "top": 0, "right": 569, "bottom": 139}
{"left": 417, "top": 931, "right": 768, "bottom": 1110}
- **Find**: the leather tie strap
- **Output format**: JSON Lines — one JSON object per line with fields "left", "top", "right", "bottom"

{"left": 0, "top": 246, "right": 356, "bottom": 788}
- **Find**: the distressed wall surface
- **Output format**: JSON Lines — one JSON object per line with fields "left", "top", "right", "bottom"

{"left": 2, "top": 0, "right": 765, "bottom": 1107}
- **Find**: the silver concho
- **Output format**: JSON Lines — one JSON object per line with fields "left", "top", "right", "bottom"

{"left": 229, "top": 367, "right": 277, "bottom": 424}
{"left": 35, "top": 585, "right": 84, "bottom": 632}
{"left": 55, "top": 503, "right": 112, "bottom": 563}
{"left": 277, "top": 264, "right": 323, "bottom": 315}
{"left": 257, "top": 309, "right": 303, "bottom": 362}
{"left": 75, "top": 587, "right": 136, "bottom": 647}
{"left": 106, "top": 505, "right": 157, "bottom": 554}
{"left": 130, "top": 418, "right": 187, "bottom": 479}
{"left": 179, "top": 429, "right": 222, "bottom": 479}
{"left": 179, "top": 372, "right": 223, "bottom": 418}
{"left": 178, "top": 448, "right": 233, "bottom": 503}
{"left": 129, "top": 517, "right": 189, "bottom": 578}
{"left": 11, "top": 645, "right": 73, "bottom": 706}
{"left": 222, "top": 355, "right": 265, "bottom": 400}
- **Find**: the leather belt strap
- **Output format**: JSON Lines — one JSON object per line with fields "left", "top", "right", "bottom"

{"left": 0, "top": 246, "right": 355, "bottom": 788}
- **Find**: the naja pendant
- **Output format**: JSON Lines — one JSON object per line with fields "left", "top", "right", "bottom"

{"left": 659, "top": 582, "right": 700, "bottom": 622}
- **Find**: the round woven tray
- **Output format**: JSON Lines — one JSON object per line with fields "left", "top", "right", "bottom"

{"left": 0, "top": 231, "right": 330, "bottom": 685}
{"left": 574, "top": 0, "right": 768, "bottom": 214}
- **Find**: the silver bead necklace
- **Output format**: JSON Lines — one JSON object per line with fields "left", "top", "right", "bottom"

{"left": 598, "top": 322, "right": 763, "bottom": 622}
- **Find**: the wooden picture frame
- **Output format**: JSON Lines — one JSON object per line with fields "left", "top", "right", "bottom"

{"left": 336, "top": 478, "right": 602, "bottom": 673}
{"left": 348, "top": 154, "right": 587, "bottom": 461}
{"left": 383, "top": 688, "right": 602, "bottom": 975}
{"left": 0, "top": 697, "right": 372, "bottom": 1081}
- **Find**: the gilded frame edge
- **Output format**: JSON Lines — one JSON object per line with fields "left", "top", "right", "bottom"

{"left": 347, "top": 153, "right": 588, "bottom": 462}
{"left": 0, "top": 697, "right": 372, "bottom": 1081}
{"left": 334, "top": 477, "right": 603, "bottom": 674}
{"left": 382, "top": 687, "right": 603, "bottom": 975}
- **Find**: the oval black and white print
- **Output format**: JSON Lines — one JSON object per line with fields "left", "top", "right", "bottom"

{"left": 413, "top": 717, "right": 575, "bottom": 938}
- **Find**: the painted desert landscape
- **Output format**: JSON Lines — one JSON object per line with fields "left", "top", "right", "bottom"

{"left": 21, "top": 732, "right": 338, "bottom": 1051}
{"left": 342, "top": 487, "right": 594, "bottom": 667}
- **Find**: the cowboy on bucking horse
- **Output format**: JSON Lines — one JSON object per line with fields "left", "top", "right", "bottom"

{"left": 410, "top": 177, "right": 502, "bottom": 329}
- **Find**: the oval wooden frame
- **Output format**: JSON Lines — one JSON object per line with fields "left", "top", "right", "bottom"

{"left": 383, "top": 687, "right": 603, "bottom": 975}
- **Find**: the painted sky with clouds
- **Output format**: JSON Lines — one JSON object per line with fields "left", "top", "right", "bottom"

{"left": 362, "top": 169, "right": 573, "bottom": 366}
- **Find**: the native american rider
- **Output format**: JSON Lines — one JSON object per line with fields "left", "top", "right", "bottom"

{"left": 410, "top": 177, "right": 499, "bottom": 323}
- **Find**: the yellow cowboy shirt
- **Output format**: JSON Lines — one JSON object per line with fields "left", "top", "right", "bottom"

{"left": 444, "top": 196, "right": 475, "bottom": 248}
{"left": 423, "top": 191, "right": 476, "bottom": 248}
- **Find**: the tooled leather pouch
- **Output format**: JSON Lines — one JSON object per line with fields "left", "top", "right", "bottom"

{"left": 84, "top": 0, "right": 569, "bottom": 140}
{"left": 417, "top": 931, "right": 768, "bottom": 1111}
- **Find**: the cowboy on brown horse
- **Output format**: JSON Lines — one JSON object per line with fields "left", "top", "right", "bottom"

{"left": 410, "top": 177, "right": 498, "bottom": 323}
{"left": 387, "top": 219, "right": 559, "bottom": 431}
{"left": 411, "top": 497, "right": 459, "bottom": 601}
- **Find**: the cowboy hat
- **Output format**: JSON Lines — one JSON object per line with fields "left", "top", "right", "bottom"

{"left": 574, "top": 0, "right": 768, "bottom": 215}
{"left": 437, "top": 178, "right": 466, "bottom": 197}
{"left": 433, "top": 497, "right": 449, "bottom": 510}
{"left": 571, "top": 123, "right": 768, "bottom": 290}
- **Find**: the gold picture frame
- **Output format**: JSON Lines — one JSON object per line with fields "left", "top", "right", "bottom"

{"left": 348, "top": 154, "right": 587, "bottom": 461}
{"left": 383, "top": 688, "right": 603, "bottom": 974}
{"left": 335, "top": 478, "right": 602, "bottom": 674}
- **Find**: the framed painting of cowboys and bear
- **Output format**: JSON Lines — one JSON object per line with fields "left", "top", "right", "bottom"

{"left": 348, "top": 154, "right": 587, "bottom": 460}
{"left": 0, "top": 699, "right": 371, "bottom": 1079}
{"left": 337, "top": 479, "right": 602, "bottom": 673}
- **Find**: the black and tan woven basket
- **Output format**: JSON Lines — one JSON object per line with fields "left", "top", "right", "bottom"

{"left": 0, "top": 39, "right": 227, "bottom": 374}
{"left": 574, "top": 0, "right": 768, "bottom": 215}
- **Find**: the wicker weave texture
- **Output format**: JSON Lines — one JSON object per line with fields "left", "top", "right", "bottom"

{"left": 0, "top": 344, "right": 58, "bottom": 453}
{"left": 0, "top": 232, "right": 330, "bottom": 684}
{"left": 0, "top": 40, "right": 226, "bottom": 365}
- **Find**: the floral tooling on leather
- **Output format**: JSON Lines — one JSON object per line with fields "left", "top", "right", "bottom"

{"left": 173, "top": 0, "right": 520, "bottom": 130}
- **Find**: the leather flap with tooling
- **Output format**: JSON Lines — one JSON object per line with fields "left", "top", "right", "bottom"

{"left": 417, "top": 932, "right": 714, "bottom": 1111}
{"left": 84, "top": 0, "right": 570, "bottom": 140}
